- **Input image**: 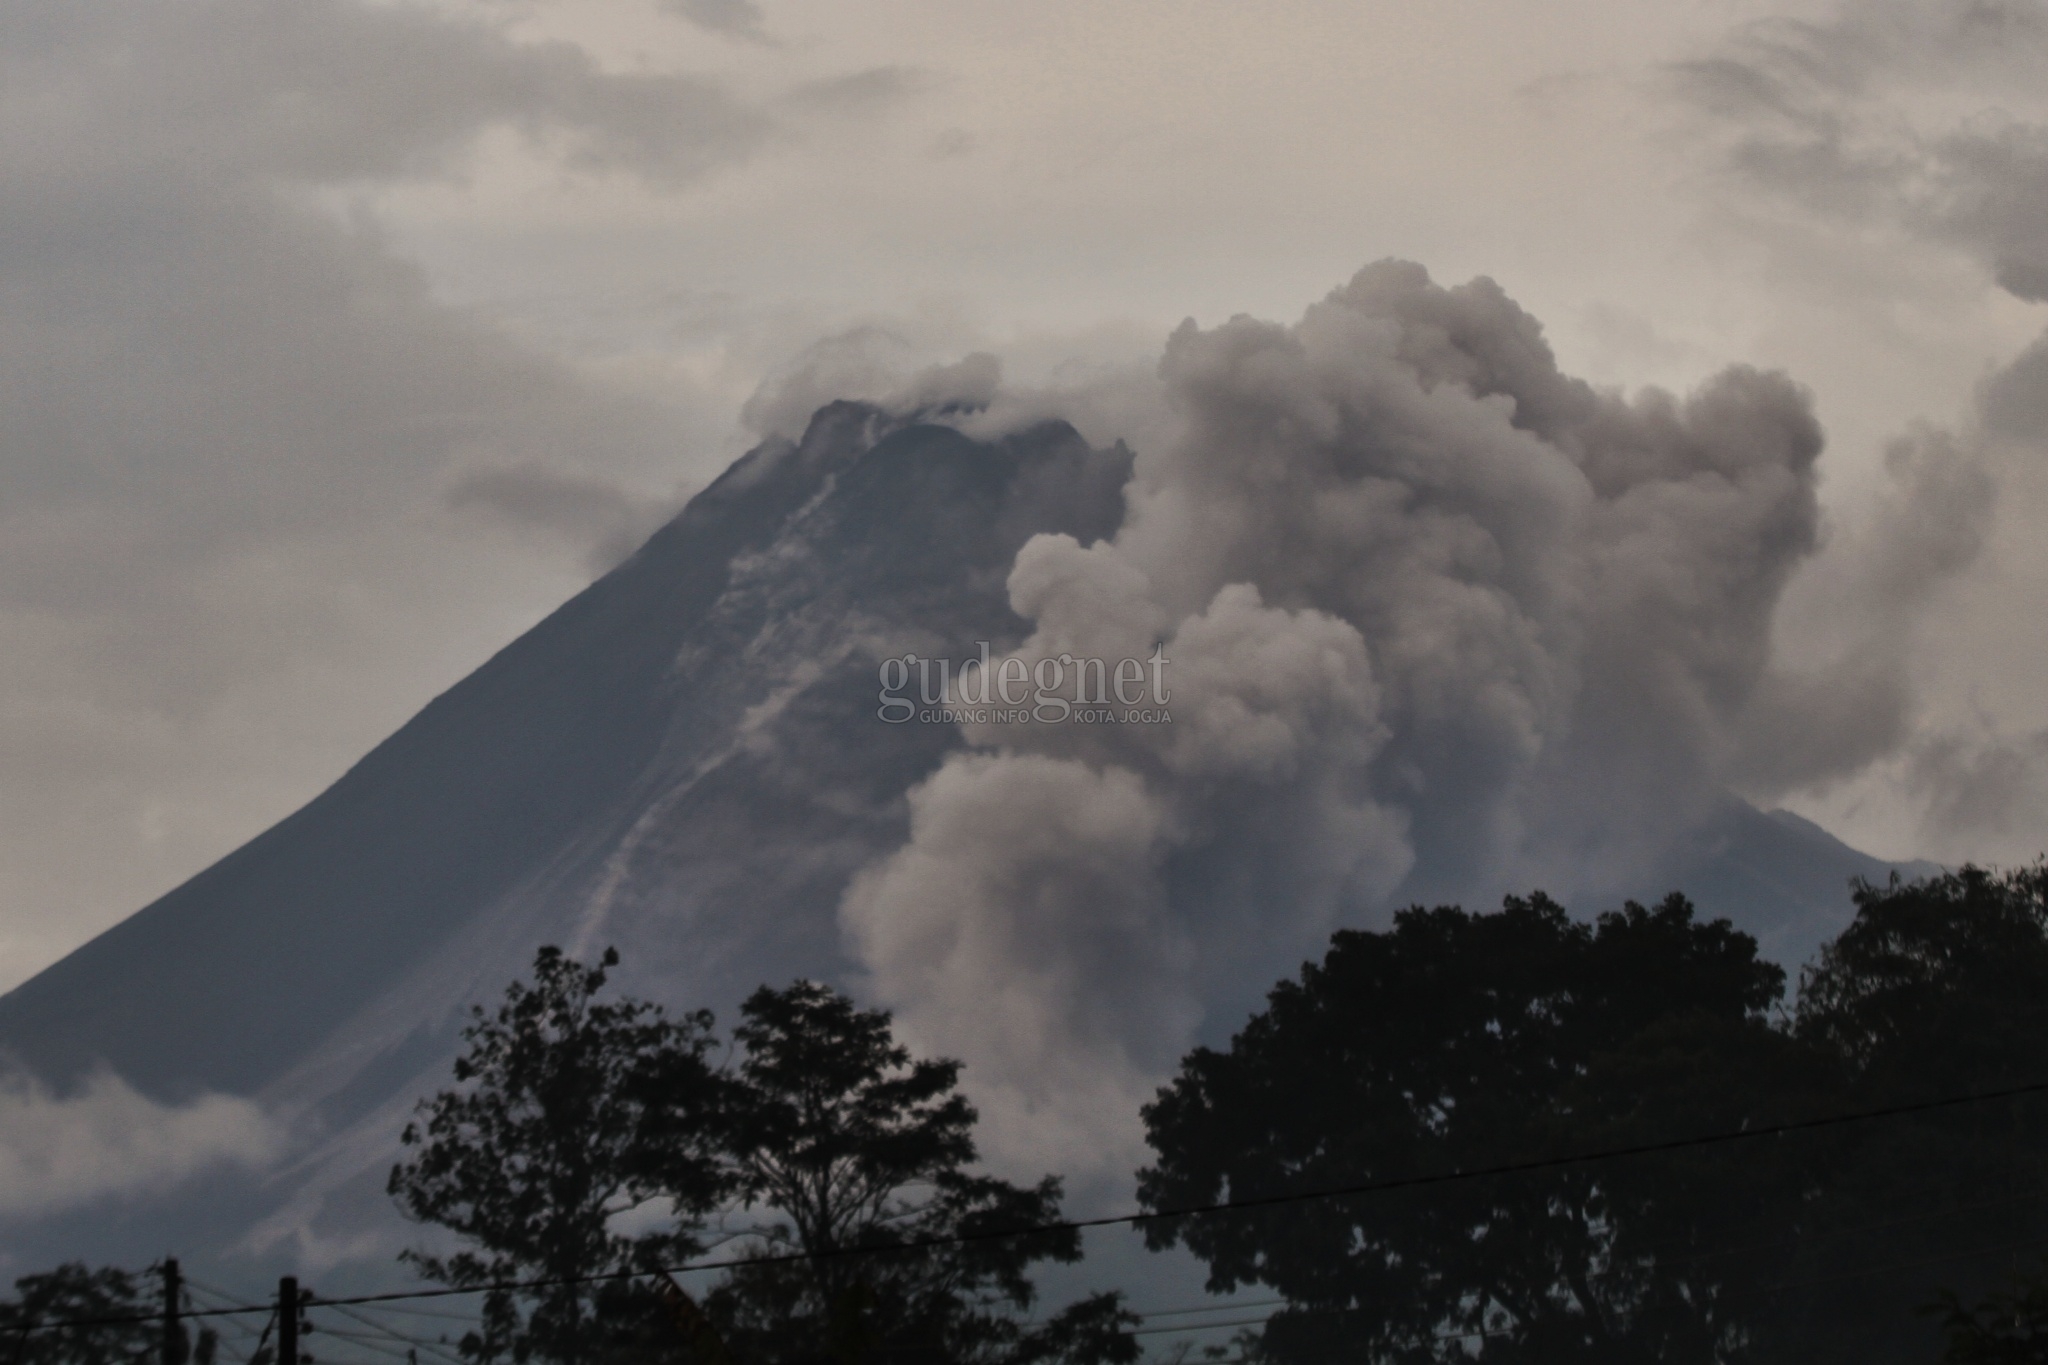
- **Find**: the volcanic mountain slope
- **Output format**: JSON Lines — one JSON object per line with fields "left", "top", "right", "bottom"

{"left": 0, "top": 401, "right": 1132, "bottom": 1270}
{"left": 0, "top": 387, "right": 1930, "bottom": 1274}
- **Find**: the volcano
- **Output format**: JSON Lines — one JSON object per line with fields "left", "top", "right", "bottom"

{"left": 0, "top": 402, "right": 1137, "bottom": 1271}
{"left": 0, "top": 272, "right": 1937, "bottom": 1277}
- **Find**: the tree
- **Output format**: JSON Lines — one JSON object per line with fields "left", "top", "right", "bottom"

{"left": 704, "top": 981, "right": 1138, "bottom": 1365}
{"left": 1140, "top": 869, "right": 2048, "bottom": 1365}
{"left": 1779, "top": 865, "right": 2048, "bottom": 1365}
{"left": 393, "top": 958, "right": 1136, "bottom": 1365}
{"left": 1930, "top": 1266, "right": 2048, "bottom": 1365}
{"left": 388, "top": 946, "right": 727, "bottom": 1365}
{"left": 0, "top": 1264, "right": 157, "bottom": 1365}
{"left": 1137, "top": 892, "right": 1819, "bottom": 1365}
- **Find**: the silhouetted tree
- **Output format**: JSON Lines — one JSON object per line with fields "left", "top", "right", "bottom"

{"left": 1779, "top": 865, "right": 2048, "bottom": 1364}
{"left": 394, "top": 960, "right": 1136, "bottom": 1365}
{"left": 1141, "top": 869, "right": 2048, "bottom": 1365}
{"left": 0, "top": 1264, "right": 156, "bottom": 1365}
{"left": 388, "top": 946, "right": 727, "bottom": 1365}
{"left": 1929, "top": 1264, "right": 2048, "bottom": 1365}
{"left": 1137, "top": 892, "right": 1823, "bottom": 1365}
{"left": 705, "top": 980, "right": 1138, "bottom": 1365}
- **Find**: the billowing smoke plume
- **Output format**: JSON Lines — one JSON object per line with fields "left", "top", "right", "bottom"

{"left": 840, "top": 261, "right": 1901, "bottom": 1176}
{"left": 1677, "top": 0, "right": 2048, "bottom": 860}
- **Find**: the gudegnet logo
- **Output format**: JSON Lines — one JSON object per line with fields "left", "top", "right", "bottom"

{"left": 876, "top": 643, "right": 1171, "bottom": 725}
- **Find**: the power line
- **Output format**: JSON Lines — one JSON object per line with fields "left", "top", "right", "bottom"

{"left": 1123, "top": 1226, "right": 2048, "bottom": 1350}
{"left": 182, "top": 1282, "right": 266, "bottom": 1335}
{"left": 14, "top": 1071, "right": 2048, "bottom": 1334}
{"left": 1130, "top": 1177, "right": 2048, "bottom": 1330}
{"left": 1132, "top": 1314, "right": 1275, "bottom": 1339}
{"left": 177, "top": 1286, "right": 259, "bottom": 1365}
{"left": 309, "top": 1329, "right": 421, "bottom": 1361}
{"left": 316, "top": 1301, "right": 467, "bottom": 1365}
{"left": 1129, "top": 1298, "right": 1285, "bottom": 1322}
{"left": 336, "top": 1305, "right": 474, "bottom": 1325}
{"left": 305, "top": 1071, "right": 2048, "bottom": 1314}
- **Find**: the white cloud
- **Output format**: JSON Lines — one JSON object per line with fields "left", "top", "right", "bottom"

{"left": 0, "top": 1070, "right": 281, "bottom": 1219}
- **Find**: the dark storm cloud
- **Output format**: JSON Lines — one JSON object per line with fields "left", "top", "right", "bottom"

{"left": 1678, "top": 0, "right": 2048, "bottom": 300}
{"left": 0, "top": 0, "right": 911, "bottom": 978}
{"left": 782, "top": 67, "right": 934, "bottom": 118}
{"left": 0, "top": 0, "right": 776, "bottom": 189}
{"left": 0, "top": 0, "right": 808, "bottom": 718}
{"left": 663, "top": 0, "right": 773, "bottom": 43}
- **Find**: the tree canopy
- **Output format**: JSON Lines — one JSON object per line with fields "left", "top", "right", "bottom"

{"left": 391, "top": 959, "right": 1135, "bottom": 1365}
{"left": 1139, "top": 891, "right": 1810, "bottom": 1363}
{"left": 0, "top": 1264, "right": 159, "bottom": 1365}
{"left": 388, "top": 945, "right": 726, "bottom": 1365}
{"left": 707, "top": 981, "right": 1136, "bottom": 1365}
{"left": 1784, "top": 866, "right": 2048, "bottom": 1363}
{"left": 1139, "top": 870, "right": 2048, "bottom": 1365}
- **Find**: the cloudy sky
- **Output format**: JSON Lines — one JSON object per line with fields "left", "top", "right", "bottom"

{"left": 2, "top": 0, "right": 2046, "bottom": 995}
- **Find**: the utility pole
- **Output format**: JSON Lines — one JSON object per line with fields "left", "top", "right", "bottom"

{"left": 277, "top": 1278, "right": 298, "bottom": 1365}
{"left": 162, "top": 1259, "right": 188, "bottom": 1365}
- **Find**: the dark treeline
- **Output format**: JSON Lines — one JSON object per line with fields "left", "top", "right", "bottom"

{"left": 0, "top": 1264, "right": 185, "bottom": 1365}
{"left": 1142, "top": 867, "right": 2048, "bottom": 1364}
{"left": 11, "top": 868, "right": 2048, "bottom": 1364}
{"left": 385, "top": 955, "right": 1138, "bottom": 1365}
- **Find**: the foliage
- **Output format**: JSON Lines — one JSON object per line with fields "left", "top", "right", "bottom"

{"left": 1141, "top": 866, "right": 2048, "bottom": 1364}
{"left": 1784, "top": 865, "right": 2048, "bottom": 1364}
{"left": 1797, "top": 865, "right": 2048, "bottom": 1085}
{"left": 0, "top": 1264, "right": 156, "bottom": 1365}
{"left": 705, "top": 981, "right": 1138, "bottom": 1365}
{"left": 394, "top": 959, "right": 1135, "bottom": 1365}
{"left": 1138, "top": 891, "right": 1810, "bottom": 1364}
{"left": 1930, "top": 1266, "right": 2048, "bottom": 1365}
{"left": 388, "top": 946, "right": 726, "bottom": 1365}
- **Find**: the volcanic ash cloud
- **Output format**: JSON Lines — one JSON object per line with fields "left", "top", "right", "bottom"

{"left": 843, "top": 260, "right": 1932, "bottom": 1178}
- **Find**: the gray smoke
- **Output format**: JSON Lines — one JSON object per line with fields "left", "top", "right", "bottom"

{"left": 1675, "top": 0, "right": 2048, "bottom": 858}
{"left": 1908, "top": 724, "right": 2048, "bottom": 856}
{"left": 838, "top": 260, "right": 1921, "bottom": 1175}
{"left": 1730, "top": 423, "right": 1995, "bottom": 795}
{"left": 742, "top": 333, "right": 1004, "bottom": 439}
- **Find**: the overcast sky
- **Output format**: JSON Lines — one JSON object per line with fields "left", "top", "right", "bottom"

{"left": 2, "top": 0, "right": 2046, "bottom": 993}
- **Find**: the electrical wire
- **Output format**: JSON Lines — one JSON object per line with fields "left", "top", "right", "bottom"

{"left": 305, "top": 1329, "right": 418, "bottom": 1361}
{"left": 1129, "top": 1298, "right": 1286, "bottom": 1322}
{"left": 333, "top": 1305, "right": 474, "bottom": 1325}
{"left": 184, "top": 1283, "right": 269, "bottom": 1339}
{"left": 315, "top": 1302, "right": 467, "bottom": 1365}
{"left": 1132, "top": 1315, "right": 1276, "bottom": 1339}
{"left": 1118, "top": 1236, "right": 2048, "bottom": 1357}
{"left": 16, "top": 1071, "right": 2048, "bottom": 1334}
